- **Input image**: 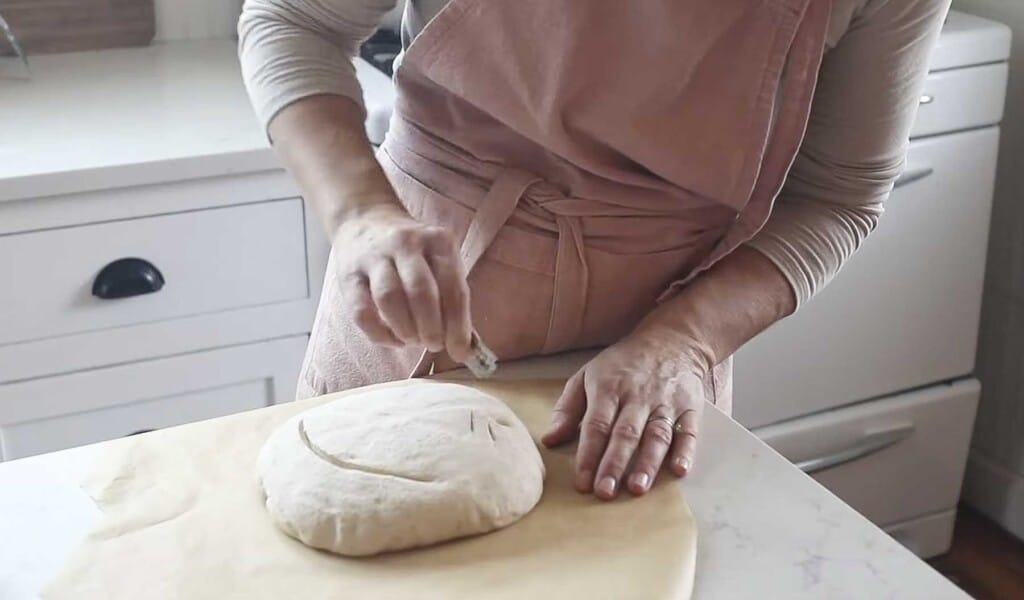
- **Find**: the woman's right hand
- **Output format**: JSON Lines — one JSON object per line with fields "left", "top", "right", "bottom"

{"left": 263, "top": 95, "right": 471, "bottom": 360}
{"left": 332, "top": 204, "right": 474, "bottom": 362}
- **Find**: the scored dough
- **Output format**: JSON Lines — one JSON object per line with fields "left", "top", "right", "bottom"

{"left": 256, "top": 381, "right": 546, "bottom": 556}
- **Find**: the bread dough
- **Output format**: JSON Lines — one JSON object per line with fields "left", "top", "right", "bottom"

{"left": 256, "top": 381, "right": 546, "bottom": 556}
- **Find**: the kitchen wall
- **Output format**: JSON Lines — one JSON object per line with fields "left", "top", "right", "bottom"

{"left": 952, "top": 0, "right": 1024, "bottom": 541}
{"left": 153, "top": 0, "right": 243, "bottom": 41}
{"left": 153, "top": 1, "right": 405, "bottom": 41}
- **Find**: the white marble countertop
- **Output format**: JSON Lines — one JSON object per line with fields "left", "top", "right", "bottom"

{"left": 0, "top": 352, "right": 968, "bottom": 599}
{"left": 0, "top": 40, "right": 395, "bottom": 203}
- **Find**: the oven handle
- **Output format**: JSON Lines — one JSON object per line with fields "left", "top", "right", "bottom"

{"left": 894, "top": 167, "right": 935, "bottom": 189}
{"left": 795, "top": 423, "right": 916, "bottom": 475}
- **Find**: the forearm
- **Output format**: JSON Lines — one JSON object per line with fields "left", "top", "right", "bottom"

{"left": 239, "top": 0, "right": 403, "bottom": 237}
{"left": 270, "top": 94, "right": 474, "bottom": 360}
{"left": 238, "top": 0, "right": 397, "bottom": 131}
{"left": 629, "top": 246, "right": 796, "bottom": 373}
{"left": 268, "top": 94, "right": 407, "bottom": 238}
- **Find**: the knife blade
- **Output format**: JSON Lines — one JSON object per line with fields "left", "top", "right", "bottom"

{"left": 464, "top": 331, "right": 498, "bottom": 379}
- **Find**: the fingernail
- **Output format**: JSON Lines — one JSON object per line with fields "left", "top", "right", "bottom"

{"left": 597, "top": 476, "right": 617, "bottom": 497}
{"left": 575, "top": 470, "right": 593, "bottom": 491}
{"left": 676, "top": 457, "right": 691, "bottom": 473}
{"left": 632, "top": 472, "right": 650, "bottom": 492}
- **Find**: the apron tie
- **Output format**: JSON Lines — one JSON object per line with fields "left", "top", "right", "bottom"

{"left": 544, "top": 212, "right": 589, "bottom": 354}
{"left": 409, "top": 168, "right": 590, "bottom": 377}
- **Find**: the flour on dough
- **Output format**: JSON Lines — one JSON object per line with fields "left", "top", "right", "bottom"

{"left": 256, "top": 382, "right": 546, "bottom": 556}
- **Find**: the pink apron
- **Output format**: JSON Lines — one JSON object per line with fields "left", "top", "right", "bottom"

{"left": 298, "top": 0, "right": 832, "bottom": 415}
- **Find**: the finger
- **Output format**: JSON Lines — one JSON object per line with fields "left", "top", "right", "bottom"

{"left": 427, "top": 241, "right": 473, "bottom": 363}
{"left": 669, "top": 409, "right": 701, "bottom": 477}
{"left": 541, "top": 371, "right": 587, "bottom": 447}
{"left": 574, "top": 383, "right": 619, "bottom": 494}
{"left": 395, "top": 254, "right": 444, "bottom": 352}
{"left": 348, "top": 275, "right": 403, "bottom": 347}
{"left": 368, "top": 261, "right": 418, "bottom": 343}
{"left": 627, "top": 409, "right": 675, "bottom": 496}
{"left": 593, "top": 401, "right": 648, "bottom": 501}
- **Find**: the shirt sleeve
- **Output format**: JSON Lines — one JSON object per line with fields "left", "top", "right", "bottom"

{"left": 238, "top": 0, "right": 399, "bottom": 131}
{"left": 745, "top": 0, "right": 951, "bottom": 307}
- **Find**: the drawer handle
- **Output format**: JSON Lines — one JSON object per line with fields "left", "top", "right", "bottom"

{"left": 794, "top": 423, "right": 915, "bottom": 475}
{"left": 92, "top": 258, "right": 165, "bottom": 300}
{"left": 894, "top": 167, "right": 934, "bottom": 189}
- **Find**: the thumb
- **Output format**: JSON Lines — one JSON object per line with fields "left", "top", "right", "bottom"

{"left": 541, "top": 371, "right": 587, "bottom": 447}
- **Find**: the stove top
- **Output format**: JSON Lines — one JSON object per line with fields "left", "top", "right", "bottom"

{"left": 360, "top": 29, "right": 401, "bottom": 76}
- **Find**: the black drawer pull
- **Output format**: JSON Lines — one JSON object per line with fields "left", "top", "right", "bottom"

{"left": 92, "top": 258, "right": 165, "bottom": 299}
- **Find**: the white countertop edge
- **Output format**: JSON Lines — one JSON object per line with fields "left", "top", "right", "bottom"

{"left": 0, "top": 148, "right": 280, "bottom": 204}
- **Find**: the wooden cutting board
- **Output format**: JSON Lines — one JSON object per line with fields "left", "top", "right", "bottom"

{"left": 0, "top": 0, "right": 154, "bottom": 55}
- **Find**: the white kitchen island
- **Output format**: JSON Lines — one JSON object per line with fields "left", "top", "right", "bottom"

{"left": 0, "top": 352, "right": 968, "bottom": 600}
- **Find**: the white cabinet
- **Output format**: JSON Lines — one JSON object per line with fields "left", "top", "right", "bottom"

{"left": 0, "top": 199, "right": 308, "bottom": 345}
{"left": 911, "top": 63, "right": 1007, "bottom": 138}
{"left": 735, "top": 12, "right": 1010, "bottom": 429}
{"left": 734, "top": 11, "right": 1011, "bottom": 558}
{"left": 0, "top": 337, "right": 306, "bottom": 461}
{"left": 0, "top": 174, "right": 327, "bottom": 462}
{"left": 885, "top": 509, "right": 958, "bottom": 560}
{"left": 0, "top": 179, "right": 326, "bottom": 461}
{"left": 735, "top": 128, "right": 999, "bottom": 428}
{"left": 0, "top": 43, "right": 397, "bottom": 461}
{"left": 755, "top": 380, "right": 979, "bottom": 530}
{"left": 0, "top": 41, "right": 374, "bottom": 461}
{"left": 755, "top": 380, "right": 980, "bottom": 559}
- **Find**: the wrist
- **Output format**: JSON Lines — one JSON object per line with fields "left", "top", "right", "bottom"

{"left": 328, "top": 198, "right": 412, "bottom": 243}
{"left": 620, "top": 321, "right": 715, "bottom": 378}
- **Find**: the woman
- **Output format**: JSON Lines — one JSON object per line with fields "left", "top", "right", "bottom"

{"left": 239, "top": 0, "right": 950, "bottom": 500}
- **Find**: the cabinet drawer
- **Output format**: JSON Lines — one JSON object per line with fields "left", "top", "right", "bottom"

{"left": 2, "top": 382, "right": 266, "bottom": 461}
{"left": 885, "top": 509, "right": 957, "bottom": 560}
{"left": 0, "top": 336, "right": 307, "bottom": 460}
{"left": 754, "top": 380, "right": 979, "bottom": 528}
{"left": 0, "top": 199, "right": 308, "bottom": 346}
{"left": 735, "top": 128, "right": 997, "bottom": 427}
{"left": 911, "top": 63, "right": 1008, "bottom": 138}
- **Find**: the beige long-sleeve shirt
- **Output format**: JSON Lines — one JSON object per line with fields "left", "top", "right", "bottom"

{"left": 238, "top": 0, "right": 950, "bottom": 307}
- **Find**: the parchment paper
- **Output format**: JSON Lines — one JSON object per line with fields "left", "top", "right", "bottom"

{"left": 43, "top": 379, "right": 696, "bottom": 599}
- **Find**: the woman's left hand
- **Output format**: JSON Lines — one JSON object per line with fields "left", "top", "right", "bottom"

{"left": 540, "top": 331, "right": 710, "bottom": 500}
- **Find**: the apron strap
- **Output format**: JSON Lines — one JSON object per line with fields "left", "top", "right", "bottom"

{"left": 409, "top": 168, "right": 542, "bottom": 378}
{"left": 543, "top": 213, "right": 589, "bottom": 354}
{"left": 460, "top": 169, "right": 542, "bottom": 271}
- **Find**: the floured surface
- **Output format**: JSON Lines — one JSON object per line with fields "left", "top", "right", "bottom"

{"left": 42, "top": 379, "right": 697, "bottom": 600}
